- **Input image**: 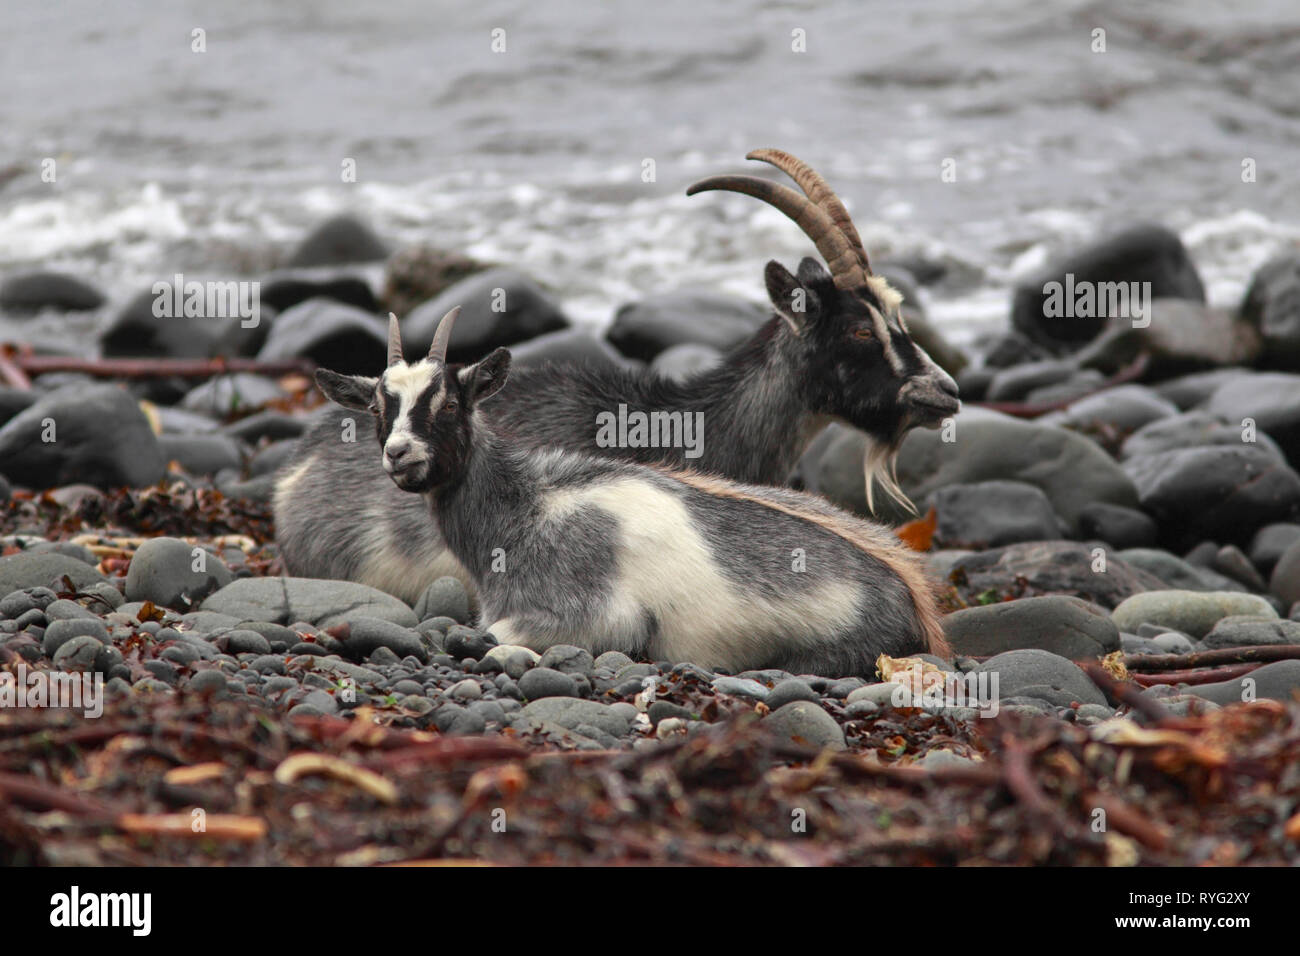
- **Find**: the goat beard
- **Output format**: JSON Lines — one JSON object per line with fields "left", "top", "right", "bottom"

{"left": 863, "top": 433, "right": 914, "bottom": 516}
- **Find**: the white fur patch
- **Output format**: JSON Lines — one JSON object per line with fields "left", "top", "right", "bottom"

{"left": 381, "top": 362, "right": 444, "bottom": 454}
{"left": 539, "top": 478, "right": 863, "bottom": 669}
{"left": 353, "top": 500, "right": 473, "bottom": 604}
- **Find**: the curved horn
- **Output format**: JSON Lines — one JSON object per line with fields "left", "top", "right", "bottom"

{"left": 746, "top": 148, "right": 870, "bottom": 274}
{"left": 686, "top": 175, "right": 866, "bottom": 289}
{"left": 387, "top": 312, "right": 404, "bottom": 367}
{"left": 427, "top": 306, "right": 461, "bottom": 364}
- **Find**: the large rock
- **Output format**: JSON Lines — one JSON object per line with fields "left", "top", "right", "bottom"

{"left": 518, "top": 698, "right": 632, "bottom": 738}
{"left": 1123, "top": 446, "right": 1300, "bottom": 548}
{"left": 808, "top": 408, "right": 1138, "bottom": 531}
{"left": 99, "top": 286, "right": 258, "bottom": 359}
{"left": 287, "top": 215, "right": 390, "bottom": 267}
{"left": 944, "top": 596, "right": 1119, "bottom": 659}
{"left": 200, "top": 577, "right": 417, "bottom": 628}
{"left": 402, "top": 268, "right": 567, "bottom": 362}
{"left": 1111, "top": 590, "right": 1277, "bottom": 639}
{"left": 1075, "top": 299, "right": 1262, "bottom": 378}
{"left": 1206, "top": 372, "right": 1300, "bottom": 465}
{"left": 1184, "top": 660, "right": 1300, "bottom": 706}
{"left": 257, "top": 298, "right": 387, "bottom": 376}
{"left": 1239, "top": 252, "right": 1300, "bottom": 368}
{"left": 0, "top": 385, "right": 165, "bottom": 489}
{"left": 606, "top": 290, "right": 767, "bottom": 361}
{"left": 0, "top": 551, "right": 106, "bottom": 594}
{"left": 947, "top": 541, "right": 1164, "bottom": 610}
{"left": 0, "top": 271, "right": 105, "bottom": 313}
{"left": 932, "top": 481, "right": 1065, "bottom": 549}
{"left": 125, "top": 537, "right": 234, "bottom": 610}
{"left": 973, "top": 648, "right": 1107, "bottom": 707}
{"left": 1120, "top": 410, "right": 1284, "bottom": 462}
{"left": 1010, "top": 225, "right": 1204, "bottom": 349}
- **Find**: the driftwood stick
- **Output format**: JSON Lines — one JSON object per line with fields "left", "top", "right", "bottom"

{"left": 0, "top": 350, "right": 315, "bottom": 383}
{"left": 1130, "top": 662, "right": 1261, "bottom": 687}
{"left": 1124, "top": 644, "right": 1300, "bottom": 673}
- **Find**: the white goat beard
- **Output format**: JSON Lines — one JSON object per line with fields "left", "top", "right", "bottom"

{"left": 863, "top": 438, "right": 915, "bottom": 516}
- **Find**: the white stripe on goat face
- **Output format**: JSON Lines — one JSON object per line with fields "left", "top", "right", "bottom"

{"left": 381, "top": 362, "right": 444, "bottom": 454}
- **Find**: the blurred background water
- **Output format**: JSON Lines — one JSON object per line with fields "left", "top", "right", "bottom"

{"left": 3, "top": 0, "right": 1299, "bottom": 348}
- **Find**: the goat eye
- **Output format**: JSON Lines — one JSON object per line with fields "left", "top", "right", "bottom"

{"left": 443, "top": 400, "right": 458, "bottom": 413}
{"left": 853, "top": 327, "right": 874, "bottom": 341}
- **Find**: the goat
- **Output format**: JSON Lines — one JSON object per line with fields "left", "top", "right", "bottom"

{"left": 275, "top": 149, "right": 959, "bottom": 605}
{"left": 312, "top": 307, "right": 949, "bottom": 676}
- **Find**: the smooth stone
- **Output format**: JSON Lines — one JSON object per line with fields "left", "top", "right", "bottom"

{"left": 125, "top": 537, "right": 234, "bottom": 611}
{"left": 1112, "top": 590, "right": 1277, "bottom": 640}
{"left": 537, "top": 644, "right": 594, "bottom": 676}
{"left": 1250, "top": 523, "right": 1300, "bottom": 578}
{"left": 52, "top": 635, "right": 103, "bottom": 673}
{"left": 41, "top": 617, "right": 108, "bottom": 657}
{"left": 517, "top": 667, "right": 578, "bottom": 700}
{"left": 944, "top": 595, "right": 1119, "bottom": 659}
{"left": 932, "top": 480, "right": 1064, "bottom": 549}
{"left": 1184, "top": 659, "right": 1300, "bottom": 706}
{"left": 520, "top": 698, "right": 632, "bottom": 737}
{"left": 1199, "top": 616, "right": 1300, "bottom": 649}
{"left": 412, "top": 576, "right": 470, "bottom": 624}
{"left": 1076, "top": 503, "right": 1158, "bottom": 549}
{"left": 1123, "top": 446, "right": 1300, "bottom": 549}
{"left": 1271, "top": 538, "right": 1300, "bottom": 607}
{"left": 287, "top": 214, "right": 390, "bottom": 267}
{"left": 339, "top": 617, "right": 428, "bottom": 663}
{"left": 403, "top": 267, "right": 567, "bottom": 361}
{"left": 974, "top": 649, "right": 1107, "bottom": 707}
{"left": 763, "top": 701, "right": 846, "bottom": 750}
{"left": 763, "top": 679, "right": 821, "bottom": 710}
{"left": 0, "top": 552, "right": 106, "bottom": 595}
{"left": 1120, "top": 410, "right": 1283, "bottom": 462}
{"left": 200, "top": 577, "right": 417, "bottom": 628}
{"left": 710, "top": 676, "right": 770, "bottom": 700}
{"left": 947, "top": 541, "right": 1162, "bottom": 610}
{"left": 607, "top": 289, "right": 766, "bottom": 361}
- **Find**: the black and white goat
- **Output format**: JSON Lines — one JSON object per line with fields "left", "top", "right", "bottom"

{"left": 312, "top": 308, "right": 948, "bottom": 676}
{"left": 275, "top": 149, "right": 959, "bottom": 604}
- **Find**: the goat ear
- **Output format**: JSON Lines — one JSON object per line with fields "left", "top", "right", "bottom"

{"left": 796, "top": 256, "right": 831, "bottom": 287}
{"left": 461, "top": 348, "right": 511, "bottom": 406}
{"left": 315, "top": 369, "right": 376, "bottom": 411}
{"left": 764, "top": 260, "right": 819, "bottom": 334}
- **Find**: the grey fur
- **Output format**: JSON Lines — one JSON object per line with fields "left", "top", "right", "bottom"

{"left": 307, "top": 349, "right": 942, "bottom": 677}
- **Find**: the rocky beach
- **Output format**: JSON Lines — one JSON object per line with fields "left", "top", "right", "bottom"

{"left": 2, "top": 209, "right": 1300, "bottom": 866}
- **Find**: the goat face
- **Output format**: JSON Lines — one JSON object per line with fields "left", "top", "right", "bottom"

{"left": 315, "top": 348, "right": 512, "bottom": 494}
{"left": 766, "top": 257, "right": 960, "bottom": 444}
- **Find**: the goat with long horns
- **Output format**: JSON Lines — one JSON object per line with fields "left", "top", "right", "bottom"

{"left": 275, "top": 150, "right": 959, "bottom": 607}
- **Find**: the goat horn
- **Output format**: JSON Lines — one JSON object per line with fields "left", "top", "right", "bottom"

{"left": 427, "top": 306, "right": 461, "bottom": 364}
{"left": 387, "top": 312, "right": 404, "bottom": 367}
{"left": 746, "top": 148, "right": 871, "bottom": 274}
{"left": 686, "top": 175, "right": 866, "bottom": 289}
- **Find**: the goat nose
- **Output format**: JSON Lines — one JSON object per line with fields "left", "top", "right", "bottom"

{"left": 938, "top": 373, "right": 960, "bottom": 398}
{"left": 385, "top": 441, "right": 411, "bottom": 464}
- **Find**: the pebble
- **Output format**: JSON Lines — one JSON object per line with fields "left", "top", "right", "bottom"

{"left": 764, "top": 701, "right": 846, "bottom": 750}
{"left": 710, "top": 676, "right": 769, "bottom": 700}
{"left": 518, "top": 667, "right": 579, "bottom": 700}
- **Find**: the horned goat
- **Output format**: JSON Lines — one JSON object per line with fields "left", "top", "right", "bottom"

{"left": 312, "top": 307, "right": 949, "bottom": 676}
{"left": 275, "top": 149, "right": 959, "bottom": 605}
